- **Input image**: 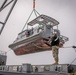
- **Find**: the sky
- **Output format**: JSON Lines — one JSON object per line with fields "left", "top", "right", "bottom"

{"left": 0, "top": 0, "right": 76, "bottom": 65}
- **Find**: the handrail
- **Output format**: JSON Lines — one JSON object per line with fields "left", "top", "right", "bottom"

{"left": 0, "top": 64, "right": 76, "bottom": 73}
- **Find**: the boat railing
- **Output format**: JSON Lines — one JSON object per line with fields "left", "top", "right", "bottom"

{"left": 60, "top": 35, "right": 69, "bottom": 42}
{"left": 15, "top": 26, "right": 44, "bottom": 42}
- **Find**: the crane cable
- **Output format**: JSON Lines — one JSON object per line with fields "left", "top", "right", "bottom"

{"left": 21, "top": 0, "right": 40, "bottom": 32}
{"left": 70, "top": 47, "right": 76, "bottom": 64}
{"left": 32, "top": 42, "right": 76, "bottom": 65}
{"left": 32, "top": 41, "right": 76, "bottom": 49}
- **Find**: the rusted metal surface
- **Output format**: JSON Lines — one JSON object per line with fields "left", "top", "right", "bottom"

{"left": 10, "top": 38, "right": 51, "bottom": 55}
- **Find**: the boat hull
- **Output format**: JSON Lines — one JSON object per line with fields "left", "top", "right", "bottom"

{"left": 14, "top": 38, "right": 51, "bottom": 55}
{"left": 9, "top": 33, "right": 51, "bottom": 55}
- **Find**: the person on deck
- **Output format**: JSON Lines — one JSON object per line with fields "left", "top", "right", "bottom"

{"left": 43, "top": 32, "right": 62, "bottom": 64}
{"left": 51, "top": 33, "right": 60, "bottom": 64}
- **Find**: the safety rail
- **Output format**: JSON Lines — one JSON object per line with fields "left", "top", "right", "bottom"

{"left": 15, "top": 26, "right": 44, "bottom": 42}
{"left": 0, "top": 64, "right": 76, "bottom": 73}
{"left": 0, "top": 65, "right": 49, "bottom": 72}
{"left": 0, "top": 65, "right": 22, "bottom": 72}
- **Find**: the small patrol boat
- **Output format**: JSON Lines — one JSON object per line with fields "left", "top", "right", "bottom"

{"left": 9, "top": 0, "right": 69, "bottom": 55}
{"left": 9, "top": 14, "right": 68, "bottom": 55}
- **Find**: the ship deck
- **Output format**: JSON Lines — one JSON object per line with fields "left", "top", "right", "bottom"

{"left": 0, "top": 64, "right": 76, "bottom": 75}
{"left": 0, "top": 70, "right": 70, "bottom": 75}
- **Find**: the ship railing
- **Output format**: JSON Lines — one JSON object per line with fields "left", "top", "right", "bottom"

{"left": 0, "top": 65, "right": 74, "bottom": 75}
{"left": 0, "top": 65, "right": 50, "bottom": 72}
{"left": 0, "top": 64, "right": 74, "bottom": 73}
{"left": 0, "top": 65, "right": 22, "bottom": 72}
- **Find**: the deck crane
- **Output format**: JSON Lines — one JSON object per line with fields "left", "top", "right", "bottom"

{"left": 8, "top": 0, "right": 69, "bottom": 55}
{"left": 0, "top": 0, "right": 17, "bottom": 34}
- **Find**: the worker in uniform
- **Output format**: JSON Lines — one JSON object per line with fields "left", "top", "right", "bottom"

{"left": 51, "top": 33, "right": 60, "bottom": 64}
{"left": 43, "top": 32, "right": 63, "bottom": 64}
